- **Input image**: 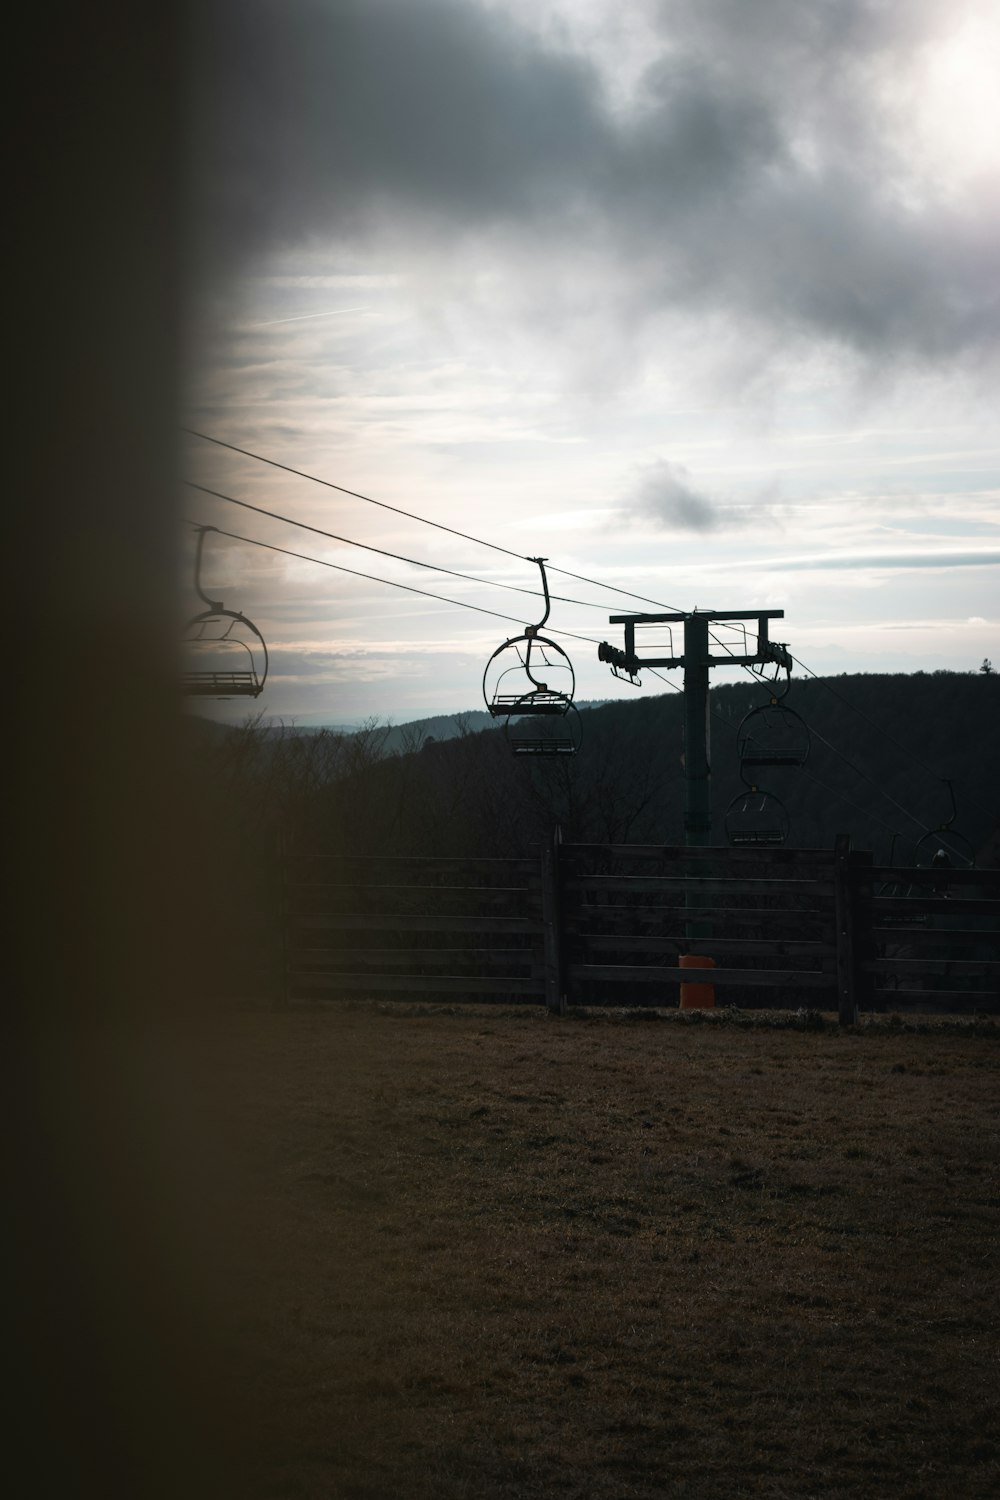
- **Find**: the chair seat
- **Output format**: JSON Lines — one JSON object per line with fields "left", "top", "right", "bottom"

{"left": 493, "top": 692, "right": 570, "bottom": 716}
{"left": 511, "top": 739, "right": 577, "bottom": 756}
{"left": 182, "top": 671, "right": 262, "bottom": 696}
{"left": 729, "top": 828, "right": 785, "bottom": 845}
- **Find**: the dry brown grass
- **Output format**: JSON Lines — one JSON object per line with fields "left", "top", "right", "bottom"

{"left": 206, "top": 1006, "right": 999, "bottom": 1499}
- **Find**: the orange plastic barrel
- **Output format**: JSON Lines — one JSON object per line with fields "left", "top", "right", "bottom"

{"left": 679, "top": 953, "right": 716, "bottom": 1009}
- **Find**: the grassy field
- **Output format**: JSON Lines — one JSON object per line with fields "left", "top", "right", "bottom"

{"left": 209, "top": 1005, "right": 999, "bottom": 1499}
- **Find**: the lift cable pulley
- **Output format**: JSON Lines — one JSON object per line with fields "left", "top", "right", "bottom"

{"left": 597, "top": 639, "right": 641, "bottom": 686}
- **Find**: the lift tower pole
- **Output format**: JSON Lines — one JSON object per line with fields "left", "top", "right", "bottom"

{"left": 683, "top": 611, "right": 711, "bottom": 847}
{"left": 603, "top": 609, "right": 791, "bottom": 847}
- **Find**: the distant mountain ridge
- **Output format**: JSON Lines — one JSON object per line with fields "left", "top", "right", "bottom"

{"left": 184, "top": 702, "right": 612, "bottom": 752}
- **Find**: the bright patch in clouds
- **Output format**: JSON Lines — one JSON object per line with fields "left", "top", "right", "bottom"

{"left": 917, "top": 7, "right": 1000, "bottom": 182}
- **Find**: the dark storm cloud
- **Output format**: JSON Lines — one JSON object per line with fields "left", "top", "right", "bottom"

{"left": 189, "top": 0, "right": 1000, "bottom": 365}
{"left": 189, "top": 0, "right": 606, "bottom": 255}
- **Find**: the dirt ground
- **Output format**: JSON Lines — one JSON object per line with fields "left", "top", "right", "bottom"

{"left": 204, "top": 1005, "right": 999, "bottom": 1499}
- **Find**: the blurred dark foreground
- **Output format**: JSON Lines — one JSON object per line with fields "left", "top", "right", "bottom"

{"left": 11, "top": 6, "right": 256, "bottom": 1492}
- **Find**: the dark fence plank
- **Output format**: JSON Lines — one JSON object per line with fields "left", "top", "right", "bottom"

{"left": 865, "top": 958, "right": 999, "bottom": 978}
{"left": 575, "top": 933, "right": 835, "bottom": 958}
{"left": 289, "top": 912, "right": 543, "bottom": 934}
{"left": 565, "top": 875, "right": 829, "bottom": 896}
{"left": 872, "top": 896, "right": 998, "bottom": 917}
{"left": 566, "top": 963, "right": 831, "bottom": 989}
{"left": 569, "top": 902, "right": 830, "bottom": 919}
{"left": 285, "top": 853, "right": 535, "bottom": 871}
{"left": 288, "top": 971, "right": 543, "bottom": 995}
{"left": 872, "top": 987, "right": 1000, "bottom": 1007}
{"left": 287, "top": 876, "right": 530, "bottom": 888}
{"left": 872, "top": 925, "right": 998, "bottom": 946}
{"left": 563, "top": 842, "right": 836, "bottom": 865}
{"left": 869, "top": 866, "right": 1000, "bottom": 887}
{"left": 293, "top": 946, "right": 540, "bottom": 964}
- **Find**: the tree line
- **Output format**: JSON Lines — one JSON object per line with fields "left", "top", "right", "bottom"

{"left": 181, "top": 671, "right": 999, "bottom": 998}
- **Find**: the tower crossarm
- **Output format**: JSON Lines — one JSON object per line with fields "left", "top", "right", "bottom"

{"left": 606, "top": 609, "right": 785, "bottom": 668}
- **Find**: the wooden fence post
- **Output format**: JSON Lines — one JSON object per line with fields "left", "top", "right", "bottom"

{"left": 541, "top": 824, "right": 565, "bottom": 1015}
{"left": 850, "top": 846, "right": 875, "bottom": 1016}
{"left": 276, "top": 827, "right": 289, "bottom": 1009}
{"left": 833, "top": 833, "right": 858, "bottom": 1025}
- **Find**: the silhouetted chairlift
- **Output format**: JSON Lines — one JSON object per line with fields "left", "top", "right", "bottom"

{"left": 726, "top": 664, "right": 805, "bottom": 846}
{"left": 181, "top": 526, "right": 268, "bottom": 699}
{"left": 737, "top": 700, "right": 810, "bottom": 771}
{"left": 482, "top": 557, "right": 580, "bottom": 756}
{"left": 913, "top": 779, "right": 976, "bottom": 868}
{"left": 724, "top": 786, "right": 790, "bottom": 846}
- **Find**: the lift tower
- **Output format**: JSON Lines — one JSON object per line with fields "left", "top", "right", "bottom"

{"left": 602, "top": 609, "right": 792, "bottom": 847}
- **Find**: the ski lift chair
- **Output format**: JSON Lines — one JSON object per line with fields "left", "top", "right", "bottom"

{"left": 181, "top": 526, "right": 269, "bottom": 699}
{"left": 724, "top": 787, "right": 790, "bottom": 846}
{"left": 505, "top": 696, "right": 582, "bottom": 756}
{"left": 483, "top": 558, "right": 579, "bottom": 757}
{"left": 737, "top": 701, "right": 810, "bottom": 772}
{"left": 181, "top": 610, "right": 269, "bottom": 698}
{"left": 913, "top": 780, "right": 975, "bottom": 869}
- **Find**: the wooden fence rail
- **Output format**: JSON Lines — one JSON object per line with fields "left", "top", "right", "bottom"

{"left": 281, "top": 837, "right": 1000, "bottom": 1018}
{"left": 283, "top": 853, "right": 545, "bottom": 1004}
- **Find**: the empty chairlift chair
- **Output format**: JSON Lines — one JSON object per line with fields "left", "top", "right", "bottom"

{"left": 482, "top": 557, "right": 581, "bottom": 756}
{"left": 724, "top": 788, "right": 790, "bottom": 846}
{"left": 726, "top": 676, "right": 806, "bottom": 848}
{"left": 181, "top": 526, "right": 269, "bottom": 699}
{"left": 912, "top": 779, "right": 976, "bottom": 868}
{"left": 736, "top": 700, "right": 810, "bottom": 774}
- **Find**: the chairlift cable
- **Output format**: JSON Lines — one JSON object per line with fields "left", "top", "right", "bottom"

{"left": 545, "top": 568, "right": 684, "bottom": 612}
{"left": 638, "top": 684, "right": 953, "bottom": 858}
{"left": 185, "top": 429, "right": 989, "bottom": 775}
{"left": 788, "top": 650, "right": 991, "bottom": 822}
{"left": 184, "top": 434, "right": 990, "bottom": 837}
{"left": 713, "top": 688, "right": 946, "bottom": 851}
{"left": 724, "top": 653, "right": 975, "bottom": 852}
{"left": 185, "top": 481, "right": 616, "bottom": 613}
{"left": 804, "top": 722, "right": 955, "bottom": 839}
{"left": 799, "top": 764, "right": 970, "bottom": 864}
{"left": 720, "top": 645, "right": 986, "bottom": 829}
{"left": 584, "top": 652, "right": 967, "bottom": 854}
{"left": 183, "top": 428, "right": 690, "bottom": 614}
{"left": 184, "top": 428, "right": 529, "bottom": 561}
{"left": 181, "top": 520, "right": 607, "bottom": 646}
{"left": 796, "top": 765, "right": 902, "bottom": 841}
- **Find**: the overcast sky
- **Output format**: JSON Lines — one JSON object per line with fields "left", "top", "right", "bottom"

{"left": 182, "top": 0, "right": 999, "bottom": 727}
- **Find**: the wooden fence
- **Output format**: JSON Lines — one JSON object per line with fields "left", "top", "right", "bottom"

{"left": 282, "top": 836, "right": 1000, "bottom": 1020}
{"left": 282, "top": 851, "right": 546, "bottom": 1003}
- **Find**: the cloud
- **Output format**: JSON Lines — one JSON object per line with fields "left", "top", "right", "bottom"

{"left": 740, "top": 549, "right": 1000, "bottom": 571}
{"left": 188, "top": 0, "right": 1000, "bottom": 375}
{"left": 627, "top": 460, "right": 733, "bottom": 531}
{"left": 188, "top": 0, "right": 606, "bottom": 267}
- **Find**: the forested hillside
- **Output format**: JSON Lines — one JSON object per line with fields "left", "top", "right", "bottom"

{"left": 182, "top": 671, "right": 999, "bottom": 996}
